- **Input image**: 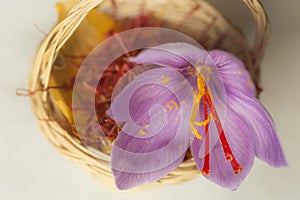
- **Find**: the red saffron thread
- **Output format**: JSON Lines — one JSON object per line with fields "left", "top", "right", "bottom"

{"left": 204, "top": 91, "right": 243, "bottom": 174}
{"left": 201, "top": 96, "right": 210, "bottom": 175}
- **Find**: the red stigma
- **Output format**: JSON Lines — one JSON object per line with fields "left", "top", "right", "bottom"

{"left": 201, "top": 95, "right": 211, "bottom": 176}
{"left": 202, "top": 90, "right": 243, "bottom": 175}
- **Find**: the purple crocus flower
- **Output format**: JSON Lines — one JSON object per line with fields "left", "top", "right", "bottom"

{"left": 107, "top": 43, "right": 287, "bottom": 190}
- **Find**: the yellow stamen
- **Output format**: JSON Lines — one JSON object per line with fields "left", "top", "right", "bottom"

{"left": 197, "top": 75, "right": 206, "bottom": 101}
{"left": 195, "top": 113, "right": 212, "bottom": 127}
{"left": 190, "top": 75, "right": 207, "bottom": 140}
{"left": 190, "top": 93, "right": 202, "bottom": 139}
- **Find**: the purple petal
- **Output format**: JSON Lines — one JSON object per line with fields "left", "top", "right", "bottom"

{"left": 209, "top": 50, "right": 256, "bottom": 98}
{"left": 191, "top": 107, "right": 255, "bottom": 190}
{"left": 109, "top": 67, "right": 194, "bottom": 189}
{"left": 209, "top": 50, "right": 287, "bottom": 167}
{"left": 129, "top": 43, "right": 227, "bottom": 126}
{"left": 227, "top": 93, "right": 288, "bottom": 167}
{"left": 129, "top": 42, "right": 212, "bottom": 69}
{"left": 113, "top": 155, "right": 185, "bottom": 190}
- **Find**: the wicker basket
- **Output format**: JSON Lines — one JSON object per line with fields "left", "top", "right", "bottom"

{"left": 28, "top": 0, "right": 270, "bottom": 187}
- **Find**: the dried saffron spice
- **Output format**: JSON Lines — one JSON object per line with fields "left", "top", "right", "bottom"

{"left": 50, "top": 8, "right": 161, "bottom": 147}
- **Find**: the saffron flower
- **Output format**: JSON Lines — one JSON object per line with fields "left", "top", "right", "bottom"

{"left": 108, "top": 43, "right": 287, "bottom": 190}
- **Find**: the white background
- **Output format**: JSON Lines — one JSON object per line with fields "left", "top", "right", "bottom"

{"left": 1, "top": 0, "right": 299, "bottom": 199}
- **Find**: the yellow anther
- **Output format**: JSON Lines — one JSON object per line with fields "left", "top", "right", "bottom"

{"left": 238, "top": 70, "right": 242, "bottom": 74}
{"left": 190, "top": 93, "right": 202, "bottom": 139}
{"left": 196, "top": 75, "right": 206, "bottom": 102}
{"left": 190, "top": 75, "right": 209, "bottom": 140}
{"left": 191, "top": 125, "right": 203, "bottom": 139}
{"left": 195, "top": 113, "right": 212, "bottom": 127}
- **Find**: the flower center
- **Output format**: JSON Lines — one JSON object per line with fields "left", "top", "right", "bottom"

{"left": 191, "top": 75, "right": 243, "bottom": 175}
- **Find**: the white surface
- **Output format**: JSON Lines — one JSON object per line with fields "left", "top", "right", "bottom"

{"left": 1, "top": 0, "right": 299, "bottom": 199}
